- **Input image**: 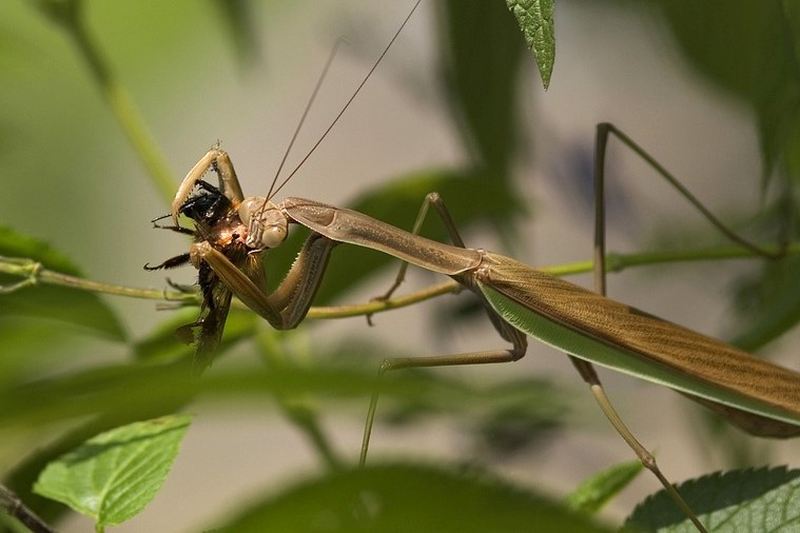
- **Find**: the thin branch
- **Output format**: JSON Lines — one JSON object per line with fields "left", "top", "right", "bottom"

{"left": 0, "top": 484, "right": 55, "bottom": 533}
{"left": 33, "top": 1, "right": 176, "bottom": 204}
{"left": 0, "top": 256, "right": 194, "bottom": 302}
{"left": 2, "top": 242, "right": 797, "bottom": 320}
{"left": 255, "top": 329, "right": 344, "bottom": 471}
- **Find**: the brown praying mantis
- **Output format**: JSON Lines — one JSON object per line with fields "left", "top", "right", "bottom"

{"left": 143, "top": 3, "right": 800, "bottom": 531}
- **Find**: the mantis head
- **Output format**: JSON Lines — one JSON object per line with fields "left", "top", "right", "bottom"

{"left": 238, "top": 197, "right": 288, "bottom": 250}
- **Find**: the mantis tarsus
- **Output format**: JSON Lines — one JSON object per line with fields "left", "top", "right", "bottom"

{"left": 144, "top": 3, "right": 800, "bottom": 532}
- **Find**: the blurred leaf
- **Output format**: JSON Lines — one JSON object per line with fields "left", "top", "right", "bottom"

{"left": 30, "top": 0, "right": 82, "bottom": 28}
{"left": 506, "top": 0, "right": 555, "bottom": 89}
{"left": 0, "top": 226, "right": 82, "bottom": 275}
{"left": 732, "top": 255, "right": 800, "bottom": 351}
{"left": 133, "top": 308, "right": 256, "bottom": 364}
{"left": 33, "top": 415, "right": 190, "bottom": 527}
{"left": 566, "top": 459, "right": 643, "bottom": 515}
{"left": 220, "top": 463, "right": 610, "bottom": 532}
{"left": 438, "top": 1, "right": 526, "bottom": 178}
{"left": 3, "top": 310, "right": 262, "bottom": 523}
{"left": 212, "top": 0, "right": 260, "bottom": 68}
{"left": 267, "top": 169, "right": 521, "bottom": 305}
{"left": 0, "top": 356, "right": 480, "bottom": 431}
{"left": 0, "top": 226, "right": 125, "bottom": 340}
{"left": 0, "top": 512, "right": 29, "bottom": 533}
{"left": 379, "top": 371, "right": 572, "bottom": 459}
{"left": 641, "top": 1, "right": 800, "bottom": 186}
{"left": 472, "top": 378, "right": 568, "bottom": 457}
{"left": 626, "top": 467, "right": 800, "bottom": 532}
{"left": 0, "top": 318, "right": 85, "bottom": 382}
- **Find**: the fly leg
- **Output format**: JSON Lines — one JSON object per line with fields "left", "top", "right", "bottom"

{"left": 143, "top": 253, "right": 191, "bottom": 271}
{"left": 150, "top": 214, "right": 196, "bottom": 236}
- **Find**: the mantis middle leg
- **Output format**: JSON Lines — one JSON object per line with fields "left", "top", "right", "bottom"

{"left": 359, "top": 193, "right": 529, "bottom": 464}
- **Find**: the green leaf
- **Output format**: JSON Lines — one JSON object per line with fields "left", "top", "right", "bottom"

{"left": 0, "top": 226, "right": 126, "bottom": 340}
{"left": 219, "top": 463, "right": 610, "bottom": 532}
{"left": 506, "top": 0, "right": 555, "bottom": 89}
{"left": 0, "top": 226, "right": 81, "bottom": 275}
{"left": 211, "top": 0, "right": 261, "bottom": 68}
{"left": 641, "top": 1, "right": 800, "bottom": 187}
{"left": 33, "top": 415, "right": 191, "bottom": 527}
{"left": 4, "top": 409, "right": 188, "bottom": 526}
{"left": 30, "top": 0, "right": 81, "bottom": 27}
{"left": 732, "top": 255, "right": 800, "bottom": 351}
{"left": 566, "top": 459, "right": 643, "bottom": 515}
{"left": 0, "top": 356, "right": 479, "bottom": 431}
{"left": 439, "top": 1, "right": 526, "bottom": 176}
{"left": 626, "top": 467, "right": 800, "bottom": 532}
{"left": 0, "top": 511, "right": 31, "bottom": 533}
{"left": 471, "top": 377, "right": 569, "bottom": 456}
{"left": 379, "top": 373, "right": 573, "bottom": 457}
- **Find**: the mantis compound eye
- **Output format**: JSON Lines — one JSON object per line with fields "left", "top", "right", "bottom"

{"left": 238, "top": 197, "right": 289, "bottom": 249}
{"left": 247, "top": 222, "right": 287, "bottom": 249}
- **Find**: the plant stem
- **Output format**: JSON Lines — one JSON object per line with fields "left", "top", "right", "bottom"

{"left": 0, "top": 484, "right": 55, "bottom": 533}
{"left": 0, "top": 256, "right": 194, "bottom": 302}
{"left": 282, "top": 403, "right": 344, "bottom": 470}
{"left": 2, "top": 242, "right": 797, "bottom": 320}
{"left": 256, "top": 329, "right": 345, "bottom": 470}
{"left": 38, "top": 1, "right": 176, "bottom": 204}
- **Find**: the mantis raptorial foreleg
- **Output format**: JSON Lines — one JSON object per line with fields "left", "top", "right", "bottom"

{"left": 193, "top": 233, "right": 337, "bottom": 329}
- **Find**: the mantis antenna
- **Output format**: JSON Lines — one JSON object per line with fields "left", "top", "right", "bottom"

{"left": 264, "top": 0, "right": 424, "bottom": 204}
{"left": 264, "top": 40, "right": 343, "bottom": 201}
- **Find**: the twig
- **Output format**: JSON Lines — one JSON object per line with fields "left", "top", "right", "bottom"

{"left": 32, "top": 0, "right": 176, "bottom": 204}
{"left": 0, "top": 484, "right": 56, "bottom": 533}
{"left": 1, "top": 242, "right": 797, "bottom": 320}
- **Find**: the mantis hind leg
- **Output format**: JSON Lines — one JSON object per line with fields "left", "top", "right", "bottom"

{"left": 578, "top": 123, "right": 729, "bottom": 532}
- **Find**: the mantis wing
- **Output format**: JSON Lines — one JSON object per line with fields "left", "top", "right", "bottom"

{"left": 476, "top": 252, "right": 800, "bottom": 436}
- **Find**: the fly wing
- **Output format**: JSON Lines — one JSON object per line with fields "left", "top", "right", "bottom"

{"left": 176, "top": 261, "right": 233, "bottom": 373}
{"left": 194, "top": 276, "right": 233, "bottom": 371}
{"left": 478, "top": 252, "right": 800, "bottom": 436}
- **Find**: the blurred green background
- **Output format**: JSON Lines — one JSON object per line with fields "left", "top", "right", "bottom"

{"left": 2, "top": 0, "right": 800, "bottom": 531}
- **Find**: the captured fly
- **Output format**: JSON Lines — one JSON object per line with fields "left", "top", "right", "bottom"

{"left": 146, "top": 174, "right": 266, "bottom": 371}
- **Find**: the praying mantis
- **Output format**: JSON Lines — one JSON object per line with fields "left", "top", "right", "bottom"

{"left": 143, "top": 3, "right": 800, "bottom": 532}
